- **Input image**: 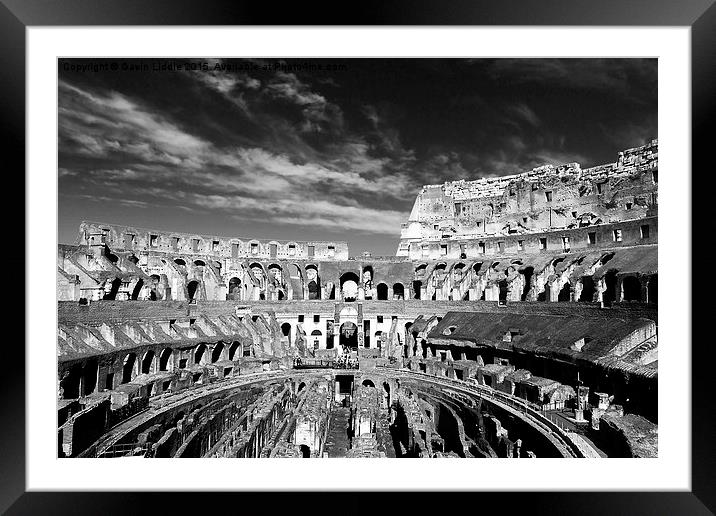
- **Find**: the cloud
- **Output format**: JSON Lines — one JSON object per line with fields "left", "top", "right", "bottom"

{"left": 58, "top": 80, "right": 419, "bottom": 236}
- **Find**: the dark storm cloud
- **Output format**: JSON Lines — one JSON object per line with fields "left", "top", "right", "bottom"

{"left": 58, "top": 58, "right": 657, "bottom": 254}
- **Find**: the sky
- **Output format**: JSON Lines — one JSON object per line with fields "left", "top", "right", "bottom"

{"left": 58, "top": 58, "right": 657, "bottom": 255}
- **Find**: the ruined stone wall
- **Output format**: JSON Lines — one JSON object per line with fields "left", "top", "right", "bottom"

{"left": 398, "top": 140, "right": 658, "bottom": 257}
{"left": 78, "top": 221, "right": 350, "bottom": 261}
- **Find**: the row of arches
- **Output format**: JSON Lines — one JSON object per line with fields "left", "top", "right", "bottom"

{"left": 60, "top": 341, "right": 252, "bottom": 400}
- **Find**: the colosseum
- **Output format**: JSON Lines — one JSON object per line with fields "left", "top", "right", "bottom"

{"left": 57, "top": 140, "right": 658, "bottom": 459}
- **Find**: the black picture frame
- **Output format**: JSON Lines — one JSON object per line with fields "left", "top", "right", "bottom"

{"left": 4, "top": 1, "right": 714, "bottom": 513}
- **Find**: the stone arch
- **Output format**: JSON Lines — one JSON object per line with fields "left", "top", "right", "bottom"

{"left": 558, "top": 282, "right": 571, "bottom": 302}
{"left": 281, "top": 322, "right": 292, "bottom": 345}
{"left": 194, "top": 343, "right": 208, "bottom": 366}
{"left": 60, "top": 365, "right": 82, "bottom": 399}
{"left": 141, "top": 349, "right": 155, "bottom": 374}
{"left": 211, "top": 342, "right": 225, "bottom": 363}
{"left": 362, "top": 379, "right": 375, "bottom": 388}
{"left": 603, "top": 270, "right": 618, "bottom": 306}
{"left": 122, "top": 353, "right": 137, "bottom": 384}
{"left": 228, "top": 341, "right": 241, "bottom": 361}
{"left": 579, "top": 276, "right": 595, "bottom": 302}
{"left": 159, "top": 348, "right": 173, "bottom": 371}
{"left": 376, "top": 283, "right": 389, "bottom": 300}
{"left": 339, "top": 321, "right": 358, "bottom": 349}
{"left": 194, "top": 259, "right": 206, "bottom": 267}
{"left": 393, "top": 283, "right": 405, "bottom": 300}
{"left": 227, "top": 277, "right": 242, "bottom": 300}
{"left": 520, "top": 266, "right": 534, "bottom": 300}
{"left": 306, "top": 265, "right": 320, "bottom": 300}
{"left": 340, "top": 272, "right": 360, "bottom": 301}
{"left": 174, "top": 258, "right": 186, "bottom": 266}
{"left": 187, "top": 280, "right": 200, "bottom": 301}
{"left": 412, "top": 280, "right": 422, "bottom": 299}
{"left": 622, "top": 275, "right": 641, "bottom": 302}
{"left": 82, "top": 359, "right": 98, "bottom": 396}
{"left": 149, "top": 274, "right": 161, "bottom": 301}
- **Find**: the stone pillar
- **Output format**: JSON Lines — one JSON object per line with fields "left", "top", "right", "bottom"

{"left": 640, "top": 276, "right": 650, "bottom": 303}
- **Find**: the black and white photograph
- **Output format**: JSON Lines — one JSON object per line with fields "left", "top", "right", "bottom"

{"left": 56, "top": 57, "right": 659, "bottom": 461}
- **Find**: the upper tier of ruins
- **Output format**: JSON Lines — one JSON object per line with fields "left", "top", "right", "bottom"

{"left": 397, "top": 140, "right": 658, "bottom": 258}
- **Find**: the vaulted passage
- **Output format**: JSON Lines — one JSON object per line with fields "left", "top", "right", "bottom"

{"left": 187, "top": 281, "right": 199, "bottom": 301}
{"left": 622, "top": 276, "right": 641, "bottom": 302}
{"left": 579, "top": 276, "right": 595, "bottom": 302}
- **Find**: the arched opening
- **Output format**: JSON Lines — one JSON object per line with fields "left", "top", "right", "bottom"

{"left": 362, "top": 266, "right": 374, "bottom": 299}
{"left": 60, "top": 365, "right": 82, "bottom": 399}
{"left": 297, "top": 382, "right": 307, "bottom": 393}
{"left": 415, "top": 264, "right": 427, "bottom": 276}
{"left": 537, "top": 288, "right": 547, "bottom": 302}
{"left": 281, "top": 322, "right": 292, "bottom": 345}
{"left": 648, "top": 274, "right": 658, "bottom": 304}
{"left": 122, "top": 353, "right": 137, "bottom": 384}
{"left": 174, "top": 258, "right": 186, "bottom": 266}
{"left": 306, "top": 265, "right": 320, "bottom": 300}
{"left": 579, "top": 276, "right": 595, "bottom": 302}
{"left": 159, "top": 348, "right": 173, "bottom": 371}
{"left": 362, "top": 379, "right": 375, "bottom": 388}
{"left": 150, "top": 274, "right": 161, "bottom": 301}
{"left": 622, "top": 276, "right": 642, "bottom": 302}
{"left": 103, "top": 278, "right": 122, "bottom": 300}
{"left": 412, "top": 280, "right": 422, "bottom": 299}
{"left": 141, "top": 350, "right": 155, "bottom": 374}
{"left": 311, "top": 330, "right": 323, "bottom": 350}
{"left": 340, "top": 272, "right": 360, "bottom": 302}
{"left": 558, "top": 282, "right": 571, "bottom": 302}
{"left": 131, "top": 279, "right": 144, "bottom": 300}
{"left": 521, "top": 266, "right": 534, "bottom": 301}
{"left": 227, "top": 277, "right": 242, "bottom": 300}
{"left": 127, "top": 254, "right": 139, "bottom": 264}
{"left": 82, "top": 360, "right": 98, "bottom": 396}
{"left": 603, "top": 270, "right": 618, "bottom": 306}
{"left": 299, "top": 444, "right": 311, "bottom": 458}
{"left": 194, "top": 343, "right": 207, "bottom": 366}
{"left": 194, "top": 260, "right": 205, "bottom": 267}
{"left": 498, "top": 279, "right": 508, "bottom": 302}
{"left": 187, "top": 280, "right": 199, "bottom": 301}
{"left": 473, "top": 262, "right": 483, "bottom": 275}
{"left": 340, "top": 322, "right": 358, "bottom": 350}
{"left": 211, "top": 342, "right": 225, "bottom": 363}
{"left": 376, "top": 283, "right": 388, "bottom": 300}
{"left": 228, "top": 341, "right": 241, "bottom": 361}
{"left": 393, "top": 283, "right": 405, "bottom": 300}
